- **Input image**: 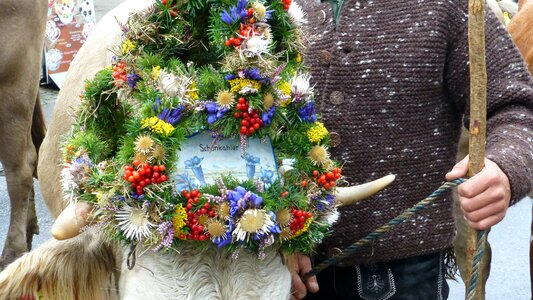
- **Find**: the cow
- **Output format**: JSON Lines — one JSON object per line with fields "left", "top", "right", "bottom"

{"left": 506, "top": 0, "right": 533, "bottom": 294}
{"left": 0, "top": 0, "right": 47, "bottom": 269}
{"left": 0, "top": 1, "right": 394, "bottom": 299}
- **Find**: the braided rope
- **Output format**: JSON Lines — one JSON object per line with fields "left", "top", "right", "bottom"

{"left": 467, "top": 229, "right": 488, "bottom": 300}
{"left": 303, "top": 178, "right": 466, "bottom": 280}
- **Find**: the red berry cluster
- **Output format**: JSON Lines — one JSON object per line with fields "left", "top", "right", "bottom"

{"left": 224, "top": 11, "right": 259, "bottom": 48}
{"left": 123, "top": 160, "right": 168, "bottom": 195}
{"left": 233, "top": 97, "right": 263, "bottom": 135}
{"left": 289, "top": 209, "right": 312, "bottom": 235}
{"left": 182, "top": 189, "right": 217, "bottom": 241}
{"left": 112, "top": 61, "right": 127, "bottom": 87}
{"left": 282, "top": 0, "right": 292, "bottom": 10}
{"left": 312, "top": 167, "right": 342, "bottom": 190}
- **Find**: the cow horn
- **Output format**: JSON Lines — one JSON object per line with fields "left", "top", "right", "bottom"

{"left": 335, "top": 174, "right": 395, "bottom": 206}
{"left": 51, "top": 201, "right": 94, "bottom": 240}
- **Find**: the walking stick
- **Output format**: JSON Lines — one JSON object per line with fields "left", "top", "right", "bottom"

{"left": 466, "top": 0, "right": 488, "bottom": 299}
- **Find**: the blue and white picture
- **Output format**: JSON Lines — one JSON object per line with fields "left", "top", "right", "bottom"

{"left": 175, "top": 132, "right": 278, "bottom": 188}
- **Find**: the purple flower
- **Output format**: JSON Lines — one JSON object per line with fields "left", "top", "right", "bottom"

{"left": 298, "top": 102, "right": 317, "bottom": 123}
{"left": 261, "top": 106, "right": 276, "bottom": 125}
{"left": 315, "top": 193, "right": 335, "bottom": 211}
{"left": 158, "top": 105, "right": 185, "bottom": 126}
{"left": 220, "top": 0, "right": 248, "bottom": 25}
{"left": 225, "top": 74, "right": 237, "bottom": 81}
{"left": 127, "top": 73, "right": 141, "bottom": 89}
{"left": 227, "top": 186, "right": 263, "bottom": 216}
{"left": 244, "top": 68, "right": 262, "bottom": 81}
{"left": 152, "top": 96, "right": 185, "bottom": 125}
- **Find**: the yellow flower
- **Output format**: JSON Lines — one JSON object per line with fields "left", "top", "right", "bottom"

{"left": 151, "top": 66, "right": 162, "bottom": 81}
{"left": 121, "top": 39, "right": 136, "bottom": 54}
{"left": 141, "top": 116, "right": 175, "bottom": 136}
{"left": 295, "top": 53, "right": 302, "bottom": 64}
{"left": 291, "top": 217, "right": 313, "bottom": 239}
{"left": 152, "top": 144, "right": 166, "bottom": 161}
{"left": 172, "top": 204, "right": 188, "bottom": 236}
{"left": 276, "top": 80, "right": 291, "bottom": 96}
{"left": 216, "top": 90, "right": 235, "bottom": 109}
{"left": 188, "top": 81, "right": 200, "bottom": 100}
{"left": 307, "top": 122, "right": 328, "bottom": 143}
{"left": 308, "top": 145, "right": 330, "bottom": 166}
{"left": 134, "top": 134, "right": 154, "bottom": 154}
{"left": 263, "top": 92, "right": 274, "bottom": 109}
{"left": 229, "top": 78, "right": 261, "bottom": 94}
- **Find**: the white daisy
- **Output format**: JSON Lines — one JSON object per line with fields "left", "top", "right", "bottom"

{"left": 233, "top": 209, "right": 275, "bottom": 242}
{"left": 288, "top": 1, "right": 307, "bottom": 26}
{"left": 116, "top": 205, "right": 155, "bottom": 241}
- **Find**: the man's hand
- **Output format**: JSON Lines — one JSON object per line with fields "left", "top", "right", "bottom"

{"left": 446, "top": 156, "right": 511, "bottom": 230}
{"left": 289, "top": 253, "right": 319, "bottom": 300}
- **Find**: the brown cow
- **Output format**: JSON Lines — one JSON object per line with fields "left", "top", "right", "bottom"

{"left": 507, "top": 0, "right": 533, "bottom": 294}
{"left": 0, "top": 0, "right": 47, "bottom": 269}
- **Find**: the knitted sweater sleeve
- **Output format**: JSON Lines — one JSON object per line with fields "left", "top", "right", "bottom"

{"left": 445, "top": 3, "right": 533, "bottom": 204}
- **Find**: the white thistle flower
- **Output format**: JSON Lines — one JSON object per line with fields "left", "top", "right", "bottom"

{"left": 288, "top": 1, "right": 307, "bottom": 26}
{"left": 290, "top": 73, "right": 313, "bottom": 100}
{"left": 320, "top": 210, "right": 340, "bottom": 226}
{"left": 159, "top": 70, "right": 192, "bottom": 99}
{"left": 233, "top": 209, "right": 275, "bottom": 242}
{"left": 241, "top": 35, "right": 271, "bottom": 58}
{"left": 116, "top": 206, "right": 155, "bottom": 241}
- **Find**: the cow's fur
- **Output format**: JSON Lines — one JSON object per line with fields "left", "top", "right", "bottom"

{"left": 0, "top": 0, "right": 292, "bottom": 299}
{"left": 0, "top": 230, "right": 121, "bottom": 300}
{"left": 508, "top": 0, "right": 533, "bottom": 76}
{"left": 0, "top": 0, "right": 47, "bottom": 268}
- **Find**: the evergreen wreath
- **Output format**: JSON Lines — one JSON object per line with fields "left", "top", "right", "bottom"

{"left": 61, "top": 0, "right": 344, "bottom": 257}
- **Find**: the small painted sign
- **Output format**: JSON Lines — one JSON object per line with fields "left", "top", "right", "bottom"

{"left": 174, "top": 132, "right": 278, "bottom": 192}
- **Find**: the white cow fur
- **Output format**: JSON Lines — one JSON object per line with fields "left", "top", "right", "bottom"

{"left": 121, "top": 245, "right": 290, "bottom": 299}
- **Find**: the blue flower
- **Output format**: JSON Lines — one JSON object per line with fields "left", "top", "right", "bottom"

{"left": 127, "top": 73, "right": 141, "bottom": 89}
{"left": 184, "top": 156, "right": 203, "bottom": 168}
{"left": 205, "top": 101, "right": 228, "bottom": 124}
{"left": 158, "top": 105, "right": 185, "bottom": 126}
{"left": 259, "top": 168, "right": 274, "bottom": 185}
{"left": 227, "top": 186, "right": 263, "bottom": 216}
{"left": 315, "top": 193, "right": 335, "bottom": 211}
{"left": 261, "top": 106, "right": 276, "bottom": 125}
{"left": 151, "top": 96, "right": 185, "bottom": 125}
{"left": 243, "top": 153, "right": 260, "bottom": 166}
{"left": 244, "top": 68, "right": 262, "bottom": 81}
{"left": 220, "top": 0, "right": 248, "bottom": 25}
{"left": 298, "top": 102, "right": 317, "bottom": 123}
{"left": 225, "top": 74, "right": 237, "bottom": 81}
{"left": 175, "top": 172, "right": 197, "bottom": 193}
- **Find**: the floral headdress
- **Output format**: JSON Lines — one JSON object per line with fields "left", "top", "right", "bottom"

{"left": 61, "top": 0, "right": 343, "bottom": 257}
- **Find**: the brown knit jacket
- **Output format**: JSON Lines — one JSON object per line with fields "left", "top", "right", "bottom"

{"left": 302, "top": 0, "right": 533, "bottom": 265}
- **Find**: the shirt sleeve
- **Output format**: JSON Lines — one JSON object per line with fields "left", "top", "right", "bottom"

{"left": 445, "top": 2, "right": 533, "bottom": 204}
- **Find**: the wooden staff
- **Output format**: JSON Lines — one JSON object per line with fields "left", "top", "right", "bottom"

{"left": 466, "top": 0, "right": 488, "bottom": 299}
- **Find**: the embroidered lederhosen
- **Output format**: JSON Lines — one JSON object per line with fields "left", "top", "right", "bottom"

{"left": 304, "top": 252, "right": 449, "bottom": 300}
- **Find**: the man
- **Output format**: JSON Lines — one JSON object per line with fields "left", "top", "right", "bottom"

{"left": 291, "top": 0, "right": 533, "bottom": 299}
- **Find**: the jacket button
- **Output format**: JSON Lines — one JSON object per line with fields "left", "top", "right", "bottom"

{"left": 329, "top": 132, "right": 341, "bottom": 147}
{"left": 318, "top": 50, "right": 333, "bottom": 66}
{"left": 329, "top": 90, "right": 345, "bottom": 105}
